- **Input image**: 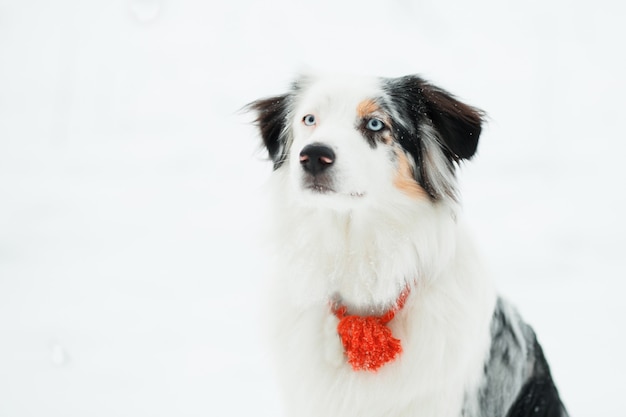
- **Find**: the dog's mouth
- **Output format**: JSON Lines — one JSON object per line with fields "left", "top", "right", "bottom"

{"left": 305, "top": 183, "right": 366, "bottom": 198}
{"left": 307, "top": 182, "right": 335, "bottom": 194}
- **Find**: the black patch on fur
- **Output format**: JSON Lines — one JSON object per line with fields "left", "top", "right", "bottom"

{"left": 246, "top": 94, "right": 290, "bottom": 169}
{"left": 464, "top": 299, "right": 568, "bottom": 417}
{"left": 382, "top": 76, "right": 484, "bottom": 160}
{"left": 381, "top": 78, "right": 435, "bottom": 198}
{"left": 504, "top": 340, "right": 568, "bottom": 417}
{"left": 381, "top": 75, "right": 485, "bottom": 200}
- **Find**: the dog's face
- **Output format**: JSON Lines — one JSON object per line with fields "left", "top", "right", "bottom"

{"left": 249, "top": 74, "right": 484, "bottom": 210}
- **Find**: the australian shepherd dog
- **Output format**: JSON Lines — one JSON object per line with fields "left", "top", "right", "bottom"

{"left": 247, "top": 73, "right": 568, "bottom": 417}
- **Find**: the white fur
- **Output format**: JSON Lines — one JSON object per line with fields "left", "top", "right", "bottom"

{"left": 261, "top": 75, "right": 497, "bottom": 417}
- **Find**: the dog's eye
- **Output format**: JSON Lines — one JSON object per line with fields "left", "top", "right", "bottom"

{"left": 303, "top": 114, "right": 316, "bottom": 126}
{"left": 366, "top": 118, "right": 384, "bottom": 132}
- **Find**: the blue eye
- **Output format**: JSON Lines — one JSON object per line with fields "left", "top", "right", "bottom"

{"left": 303, "top": 114, "right": 316, "bottom": 126}
{"left": 366, "top": 118, "right": 384, "bottom": 131}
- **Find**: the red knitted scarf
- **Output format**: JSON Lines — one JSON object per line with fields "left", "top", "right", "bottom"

{"left": 331, "top": 287, "right": 410, "bottom": 372}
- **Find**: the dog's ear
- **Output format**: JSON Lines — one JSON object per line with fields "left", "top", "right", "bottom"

{"left": 384, "top": 76, "right": 485, "bottom": 201}
{"left": 246, "top": 94, "right": 290, "bottom": 169}
{"left": 418, "top": 80, "right": 484, "bottom": 161}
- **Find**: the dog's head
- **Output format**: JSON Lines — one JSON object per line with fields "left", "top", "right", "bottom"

{"left": 248, "top": 74, "right": 484, "bottom": 210}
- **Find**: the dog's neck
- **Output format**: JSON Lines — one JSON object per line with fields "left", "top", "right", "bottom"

{"left": 270, "top": 198, "right": 461, "bottom": 310}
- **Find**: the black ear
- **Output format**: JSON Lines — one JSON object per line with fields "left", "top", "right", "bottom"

{"left": 418, "top": 80, "right": 484, "bottom": 161}
{"left": 246, "top": 94, "right": 290, "bottom": 169}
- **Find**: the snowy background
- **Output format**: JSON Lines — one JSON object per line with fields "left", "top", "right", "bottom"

{"left": 1, "top": 0, "right": 625, "bottom": 415}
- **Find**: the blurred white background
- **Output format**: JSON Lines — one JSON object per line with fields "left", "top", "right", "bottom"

{"left": 1, "top": 0, "right": 625, "bottom": 415}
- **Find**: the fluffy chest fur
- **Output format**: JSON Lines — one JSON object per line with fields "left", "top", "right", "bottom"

{"left": 266, "top": 197, "right": 496, "bottom": 417}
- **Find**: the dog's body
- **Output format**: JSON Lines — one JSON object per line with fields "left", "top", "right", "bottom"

{"left": 248, "top": 73, "right": 568, "bottom": 417}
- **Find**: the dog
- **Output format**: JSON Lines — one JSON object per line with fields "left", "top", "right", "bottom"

{"left": 247, "top": 73, "right": 569, "bottom": 417}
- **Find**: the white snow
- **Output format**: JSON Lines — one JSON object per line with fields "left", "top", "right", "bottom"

{"left": 1, "top": 0, "right": 625, "bottom": 415}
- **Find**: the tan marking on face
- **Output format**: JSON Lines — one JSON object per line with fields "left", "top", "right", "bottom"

{"left": 356, "top": 99, "right": 380, "bottom": 118}
{"left": 393, "top": 149, "right": 428, "bottom": 199}
{"left": 357, "top": 99, "right": 394, "bottom": 145}
{"left": 380, "top": 131, "right": 393, "bottom": 145}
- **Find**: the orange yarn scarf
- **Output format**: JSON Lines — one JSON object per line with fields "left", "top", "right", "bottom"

{"left": 331, "top": 287, "right": 410, "bottom": 372}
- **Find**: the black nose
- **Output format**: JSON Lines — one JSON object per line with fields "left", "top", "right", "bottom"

{"left": 299, "top": 144, "right": 335, "bottom": 175}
